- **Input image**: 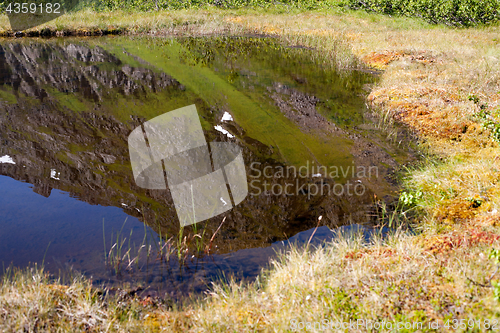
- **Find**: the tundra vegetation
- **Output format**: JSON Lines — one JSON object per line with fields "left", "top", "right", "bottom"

{"left": 2, "top": 0, "right": 500, "bottom": 331}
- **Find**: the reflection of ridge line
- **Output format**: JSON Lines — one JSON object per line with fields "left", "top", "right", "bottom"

{"left": 301, "top": 141, "right": 321, "bottom": 168}
{"left": 190, "top": 184, "right": 196, "bottom": 225}
{"left": 122, "top": 49, "right": 156, "bottom": 69}
{"left": 140, "top": 124, "right": 155, "bottom": 163}
{"left": 206, "top": 136, "right": 236, "bottom": 207}
{"left": 161, "top": 159, "right": 170, "bottom": 194}
{"left": 270, "top": 137, "right": 287, "bottom": 164}
{"left": 220, "top": 162, "right": 236, "bottom": 207}
{"left": 205, "top": 132, "right": 216, "bottom": 172}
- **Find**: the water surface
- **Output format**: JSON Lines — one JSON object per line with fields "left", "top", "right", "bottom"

{"left": 0, "top": 36, "right": 410, "bottom": 299}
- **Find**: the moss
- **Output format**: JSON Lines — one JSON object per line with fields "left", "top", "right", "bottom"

{"left": 0, "top": 88, "right": 17, "bottom": 104}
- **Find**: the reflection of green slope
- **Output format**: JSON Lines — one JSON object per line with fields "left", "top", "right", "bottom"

{"left": 188, "top": 38, "right": 370, "bottom": 127}
{"left": 0, "top": 86, "right": 17, "bottom": 104}
{"left": 86, "top": 42, "right": 212, "bottom": 126}
{"left": 45, "top": 87, "right": 87, "bottom": 113}
{"left": 100, "top": 87, "right": 200, "bottom": 125}
{"left": 105, "top": 38, "right": 352, "bottom": 169}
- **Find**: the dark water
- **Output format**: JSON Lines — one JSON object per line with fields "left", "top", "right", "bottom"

{"left": 0, "top": 36, "right": 410, "bottom": 299}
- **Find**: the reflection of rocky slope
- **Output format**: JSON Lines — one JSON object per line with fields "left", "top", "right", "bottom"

{"left": 270, "top": 82, "right": 333, "bottom": 133}
{"left": 0, "top": 40, "right": 388, "bottom": 255}
{"left": 268, "top": 82, "right": 403, "bottom": 195}
{"left": 0, "top": 43, "right": 180, "bottom": 102}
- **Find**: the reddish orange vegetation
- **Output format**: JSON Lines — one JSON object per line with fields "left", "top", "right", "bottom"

{"left": 360, "top": 47, "right": 500, "bottom": 150}
{"left": 397, "top": 106, "right": 470, "bottom": 139}
{"left": 140, "top": 296, "right": 155, "bottom": 307}
{"left": 345, "top": 247, "right": 397, "bottom": 260}
{"left": 474, "top": 213, "right": 500, "bottom": 227}
{"left": 362, "top": 51, "right": 403, "bottom": 69}
{"left": 367, "top": 83, "right": 478, "bottom": 142}
{"left": 361, "top": 50, "right": 438, "bottom": 70}
{"left": 424, "top": 229, "right": 500, "bottom": 254}
{"left": 47, "top": 284, "right": 69, "bottom": 293}
{"left": 433, "top": 199, "right": 480, "bottom": 224}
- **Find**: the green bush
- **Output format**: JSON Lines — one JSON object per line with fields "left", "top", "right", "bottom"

{"left": 348, "top": 0, "right": 500, "bottom": 26}
{"left": 86, "top": 0, "right": 342, "bottom": 11}
{"left": 0, "top": 0, "right": 343, "bottom": 12}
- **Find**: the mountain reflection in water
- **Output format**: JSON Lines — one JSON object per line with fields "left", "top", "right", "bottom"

{"left": 0, "top": 36, "right": 410, "bottom": 298}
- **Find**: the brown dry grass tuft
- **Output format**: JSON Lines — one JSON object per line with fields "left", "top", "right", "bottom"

{"left": 0, "top": 267, "right": 109, "bottom": 332}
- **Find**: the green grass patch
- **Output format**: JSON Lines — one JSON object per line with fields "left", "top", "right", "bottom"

{"left": 0, "top": 87, "right": 17, "bottom": 104}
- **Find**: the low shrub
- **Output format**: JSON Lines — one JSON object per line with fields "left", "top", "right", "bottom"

{"left": 84, "top": 0, "right": 342, "bottom": 11}
{"left": 347, "top": 0, "right": 500, "bottom": 26}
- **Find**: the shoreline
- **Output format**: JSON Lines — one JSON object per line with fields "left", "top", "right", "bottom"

{"left": 0, "top": 27, "right": 125, "bottom": 37}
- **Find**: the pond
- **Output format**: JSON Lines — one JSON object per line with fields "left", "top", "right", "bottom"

{"left": 0, "top": 36, "right": 411, "bottom": 300}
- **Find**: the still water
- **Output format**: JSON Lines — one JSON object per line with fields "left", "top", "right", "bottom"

{"left": 0, "top": 36, "right": 408, "bottom": 299}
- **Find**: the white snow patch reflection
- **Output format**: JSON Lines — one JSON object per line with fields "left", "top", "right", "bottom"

{"left": 214, "top": 125, "right": 234, "bottom": 138}
{"left": 50, "top": 169, "right": 60, "bottom": 180}
{"left": 221, "top": 112, "right": 233, "bottom": 122}
{"left": 0, "top": 155, "right": 15, "bottom": 164}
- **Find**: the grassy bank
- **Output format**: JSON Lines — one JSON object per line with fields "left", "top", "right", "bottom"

{"left": 2, "top": 233, "right": 499, "bottom": 331}
{"left": 2, "top": 6, "right": 500, "bottom": 332}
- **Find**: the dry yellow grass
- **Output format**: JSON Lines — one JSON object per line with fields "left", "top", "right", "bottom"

{"left": 181, "top": 234, "right": 499, "bottom": 331}
{"left": 0, "top": 267, "right": 109, "bottom": 332}
{"left": 3, "top": 233, "right": 500, "bottom": 331}
{"left": 0, "top": 9, "right": 247, "bottom": 36}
